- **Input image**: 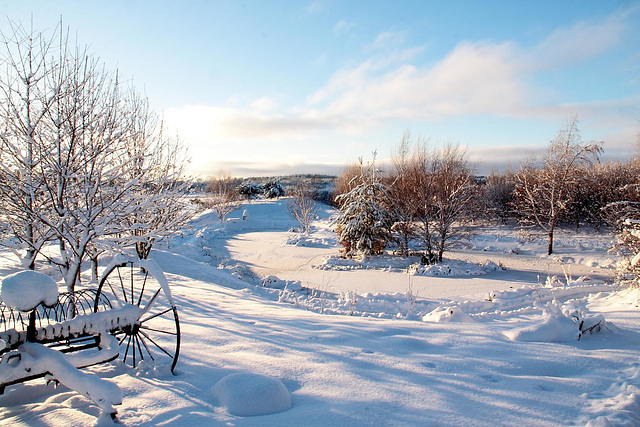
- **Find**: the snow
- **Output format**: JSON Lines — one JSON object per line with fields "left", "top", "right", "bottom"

{"left": 422, "top": 306, "right": 476, "bottom": 323}
{"left": 18, "top": 342, "right": 122, "bottom": 418}
{"left": 213, "top": 372, "right": 291, "bottom": 416}
{"left": 138, "top": 258, "right": 174, "bottom": 305}
{"left": 0, "top": 270, "right": 59, "bottom": 311}
{"left": 1, "top": 199, "right": 639, "bottom": 426}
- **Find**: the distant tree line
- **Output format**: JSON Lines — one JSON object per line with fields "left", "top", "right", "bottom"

{"left": 332, "top": 118, "right": 640, "bottom": 277}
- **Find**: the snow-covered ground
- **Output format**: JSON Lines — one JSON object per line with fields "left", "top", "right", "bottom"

{"left": 1, "top": 199, "right": 639, "bottom": 426}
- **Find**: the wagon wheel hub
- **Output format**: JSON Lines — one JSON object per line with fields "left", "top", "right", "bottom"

{"left": 123, "top": 322, "right": 140, "bottom": 336}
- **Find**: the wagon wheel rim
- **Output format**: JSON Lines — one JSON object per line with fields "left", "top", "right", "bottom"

{"left": 94, "top": 260, "right": 180, "bottom": 373}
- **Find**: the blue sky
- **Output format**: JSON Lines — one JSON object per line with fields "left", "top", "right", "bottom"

{"left": 2, "top": 1, "right": 639, "bottom": 177}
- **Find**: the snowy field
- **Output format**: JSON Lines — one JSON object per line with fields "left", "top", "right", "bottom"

{"left": 1, "top": 199, "right": 640, "bottom": 426}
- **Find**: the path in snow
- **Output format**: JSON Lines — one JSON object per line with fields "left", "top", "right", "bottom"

{"left": 214, "top": 200, "right": 615, "bottom": 299}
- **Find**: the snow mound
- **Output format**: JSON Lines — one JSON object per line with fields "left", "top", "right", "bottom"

{"left": 315, "top": 254, "right": 420, "bottom": 271}
{"left": 262, "top": 275, "right": 303, "bottom": 291}
{"left": 0, "top": 270, "right": 59, "bottom": 311}
{"left": 422, "top": 306, "right": 475, "bottom": 323}
{"left": 283, "top": 234, "right": 333, "bottom": 247}
{"left": 213, "top": 372, "right": 292, "bottom": 417}
{"left": 411, "top": 260, "right": 502, "bottom": 276}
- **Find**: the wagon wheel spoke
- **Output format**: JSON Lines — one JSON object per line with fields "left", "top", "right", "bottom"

{"left": 123, "top": 335, "right": 132, "bottom": 365}
{"left": 140, "top": 289, "right": 162, "bottom": 318}
{"left": 137, "top": 333, "right": 156, "bottom": 362}
{"left": 140, "top": 306, "right": 173, "bottom": 324}
{"left": 118, "top": 333, "right": 128, "bottom": 346}
{"left": 140, "top": 325, "right": 178, "bottom": 336}
{"left": 139, "top": 329, "right": 174, "bottom": 359}
{"left": 117, "top": 269, "right": 128, "bottom": 305}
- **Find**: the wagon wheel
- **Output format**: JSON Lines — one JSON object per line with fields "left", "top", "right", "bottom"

{"left": 94, "top": 260, "right": 180, "bottom": 373}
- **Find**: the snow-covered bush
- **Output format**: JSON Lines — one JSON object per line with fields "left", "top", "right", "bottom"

{"left": 263, "top": 180, "right": 286, "bottom": 199}
{"left": 604, "top": 180, "right": 640, "bottom": 287}
{"left": 615, "top": 218, "right": 640, "bottom": 287}
{"left": 239, "top": 182, "right": 264, "bottom": 199}
{"left": 507, "top": 300, "right": 609, "bottom": 342}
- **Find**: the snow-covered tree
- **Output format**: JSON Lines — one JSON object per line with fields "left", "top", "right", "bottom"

{"left": 115, "top": 117, "right": 192, "bottom": 261}
{"left": 204, "top": 170, "right": 241, "bottom": 223}
{"left": 513, "top": 117, "right": 601, "bottom": 255}
{"left": 0, "top": 21, "right": 58, "bottom": 269}
{"left": 0, "top": 21, "right": 190, "bottom": 289}
{"left": 287, "top": 181, "right": 318, "bottom": 235}
{"left": 26, "top": 33, "right": 141, "bottom": 291}
{"left": 334, "top": 154, "right": 394, "bottom": 259}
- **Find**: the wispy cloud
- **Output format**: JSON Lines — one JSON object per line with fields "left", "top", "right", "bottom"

{"left": 333, "top": 19, "right": 356, "bottom": 36}
{"left": 528, "top": 8, "right": 630, "bottom": 71}
{"left": 306, "top": 0, "right": 326, "bottom": 15}
{"left": 315, "top": 52, "right": 327, "bottom": 65}
{"left": 369, "top": 30, "right": 407, "bottom": 49}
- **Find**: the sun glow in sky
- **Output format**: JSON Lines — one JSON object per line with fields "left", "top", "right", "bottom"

{"left": 2, "top": 1, "right": 639, "bottom": 177}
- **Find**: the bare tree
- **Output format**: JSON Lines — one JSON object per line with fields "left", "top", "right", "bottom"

{"left": 513, "top": 117, "right": 601, "bottom": 255}
{"left": 287, "top": 181, "right": 318, "bottom": 235}
{"left": 483, "top": 172, "right": 516, "bottom": 224}
{"left": 115, "top": 115, "right": 192, "bottom": 261}
{"left": 388, "top": 130, "right": 422, "bottom": 255}
{"left": 204, "top": 169, "right": 242, "bottom": 223}
{"left": 578, "top": 161, "right": 639, "bottom": 230}
{"left": 401, "top": 140, "right": 478, "bottom": 264}
{"left": 424, "top": 144, "right": 478, "bottom": 263}
{"left": 331, "top": 162, "right": 361, "bottom": 207}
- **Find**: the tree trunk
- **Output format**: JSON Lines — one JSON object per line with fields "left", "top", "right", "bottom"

{"left": 136, "top": 241, "right": 153, "bottom": 260}
{"left": 91, "top": 256, "right": 99, "bottom": 283}
{"left": 547, "top": 224, "right": 555, "bottom": 255}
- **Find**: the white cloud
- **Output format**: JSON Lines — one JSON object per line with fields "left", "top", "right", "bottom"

{"left": 308, "top": 8, "right": 638, "bottom": 127}
{"left": 250, "top": 97, "right": 278, "bottom": 111}
{"left": 309, "top": 40, "right": 527, "bottom": 121}
{"left": 169, "top": 7, "right": 639, "bottom": 177}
